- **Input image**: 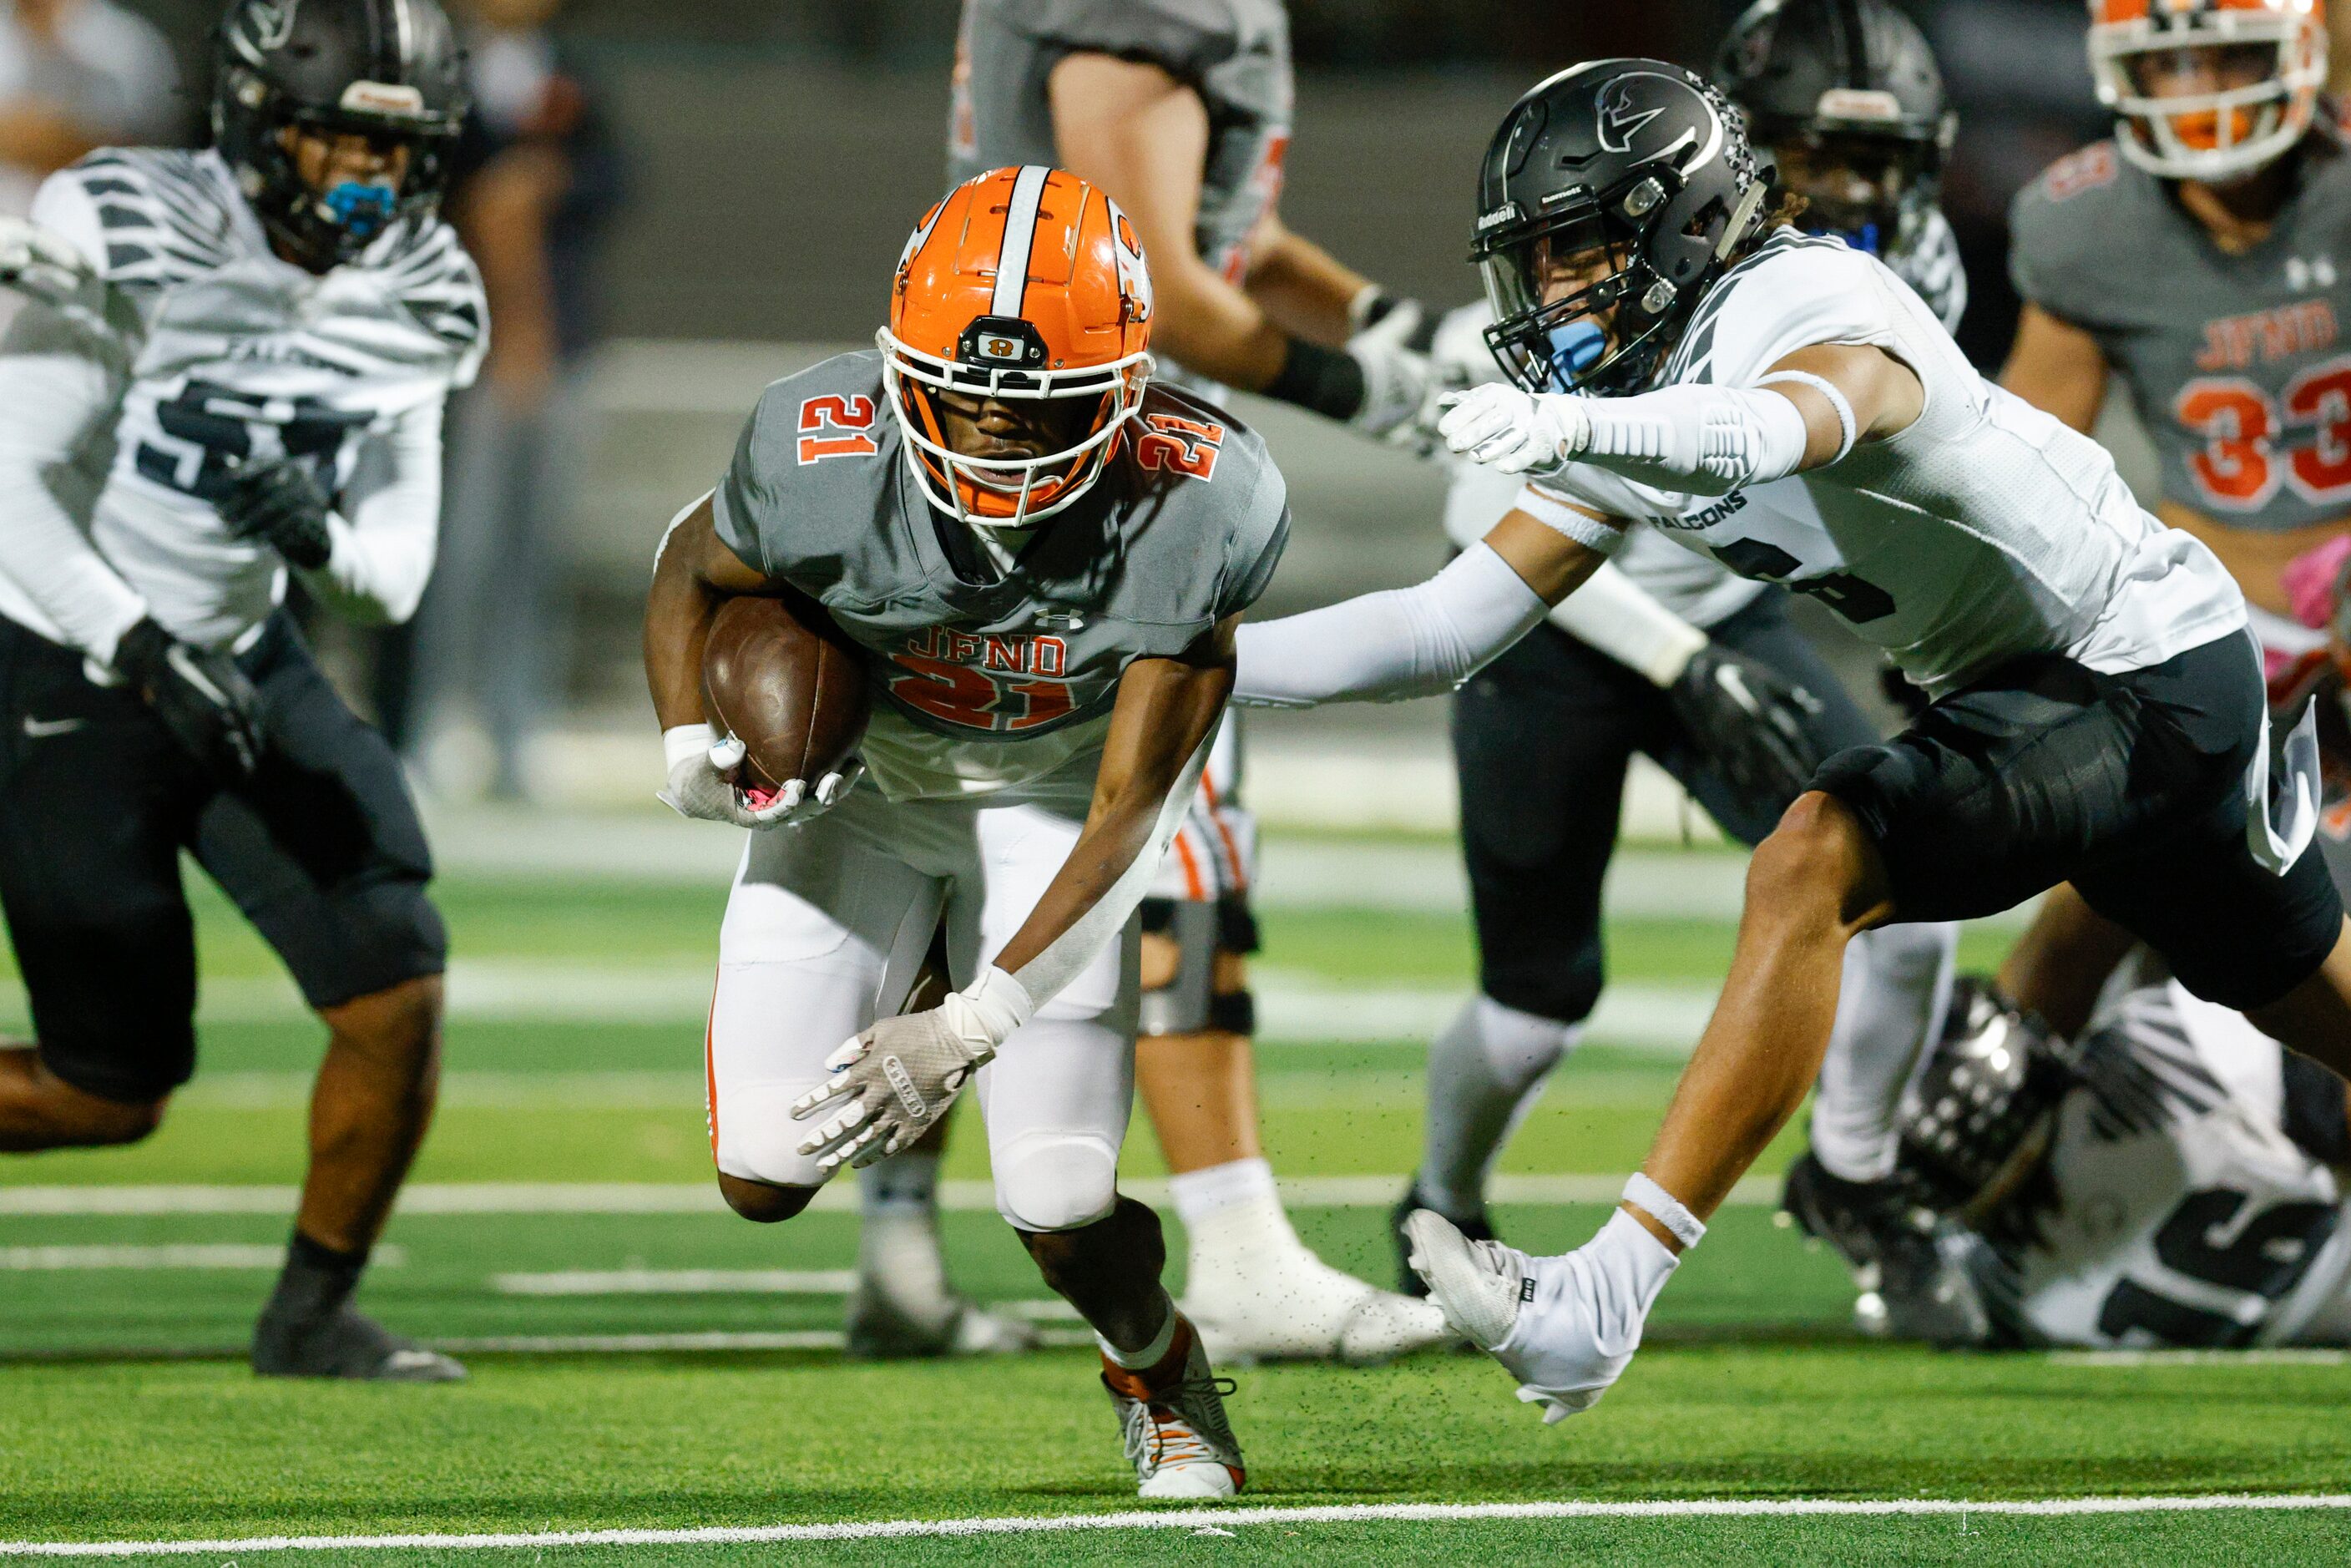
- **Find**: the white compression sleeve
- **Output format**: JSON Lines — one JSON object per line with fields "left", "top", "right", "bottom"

{"left": 1811, "top": 921, "right": 1959, "bottom": 1182}
{"left": 1545, "top": 559, "right": 1708, "bottom": 687}
{"left": 1232, "top": 542, "right": 1548, "bottom": 708}
{"left": 0, "top": 302, "right": 142, "bottom": 662}
{"left": 300, "top": 400, "right": 443, "bottom": 626}
{"left": 1572, "top": 382, "right": 1812, "bottom": 497}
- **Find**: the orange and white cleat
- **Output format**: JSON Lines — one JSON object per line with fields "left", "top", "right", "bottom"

{"left": 1099, "top": 1312, "right": 1246, "bottom": 1500}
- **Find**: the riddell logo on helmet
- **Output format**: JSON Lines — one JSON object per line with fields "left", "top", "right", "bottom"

{"left": 1816, "top": 89, "right": 1903, "bottom": 124}
{"left": 341, "top": 81, "right": 425, "bottom": 116}
{"left": 977, "top": 333, "right": 1024, "bottom": 361}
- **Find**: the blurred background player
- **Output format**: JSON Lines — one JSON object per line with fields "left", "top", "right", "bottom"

{"left": 0, "top": 0, "right": 177, "bottom": 222}
{"left": 1997, "top": 0, "right": 2349, "bottom": 1039}
{"left": 943, "top": 0, "right": 1452, "bottom": 1365}
{"left": 1857, "top": 971, "right": 2351, "bottom": 1350}
{"left": 385, "top": 0, "right": 622, "bottom": 800}
{"left": 646, "top": 168, "right": 1279, "bottom": 1497}
{"left": 1399, "top": 0, "right": 1966, "bottom": 1336}
{"left": 0, "top": 0, "right": 481, "bottom": 1378}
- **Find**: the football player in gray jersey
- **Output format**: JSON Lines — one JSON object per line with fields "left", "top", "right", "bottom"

{"left": 1995, "top": 0, "right": 2351, "bottom": 1044}
{"left": 1401, "top": 0, "right": 1969, "bottom": 1336}
{"left": 948, "top": 0, "right": 1451, "bottom": 1364}
{"left": 0, "top": 0, "right": 482, "bottom": 1381}
{"left": 645, "top": 169, "right": 1282, "bottom": 1500}
{"left": 1233, "top": 60, "right": 2351, "bottom": 1424}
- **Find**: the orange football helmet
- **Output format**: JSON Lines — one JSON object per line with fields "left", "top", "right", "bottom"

{"left": 878, "top": 164, "right": 1154, "bottom": 529}
{"left": 2087, "top": 0, "right": 2327, "bottom": 180}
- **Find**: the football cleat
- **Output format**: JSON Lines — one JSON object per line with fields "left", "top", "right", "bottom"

{"left": 250, "top": 1304, "right": 465, "bottom": 1382}
{"left": 1781, "top": 1152, "right": 1986, "bottom": 1346}
{"left": 843, "top": 1277, "right": 1039, "bottom": 1360}
{"left": 1389, "top": 1184, "right": 1499, "bottom": 1299}
{"left": 1183, "top": 1242, "right": 1453, "bottom": 1366}
{"left": 1401, "top": 1207, "right": 1525, "bottom": 1353}
{"left": 1101, "top": 1313, "right": 1246, "bottom": 1500}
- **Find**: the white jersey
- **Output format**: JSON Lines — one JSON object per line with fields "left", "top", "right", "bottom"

{"left": 1520, "top": 230, "right": 2245, "bottom": 695}
{"left": 1965, "top": 981, "right": 2351, "bottom": 1349}
{"left": 0, "top": 148, "right": 483, "bottom": 654}
{"left": 1438, "top": 211, "right": 1973, "bottom": 634}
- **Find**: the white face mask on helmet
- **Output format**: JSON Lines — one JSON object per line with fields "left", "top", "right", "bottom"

{"left": 2087, "top": 0, "right": 2328, "bottom": 183}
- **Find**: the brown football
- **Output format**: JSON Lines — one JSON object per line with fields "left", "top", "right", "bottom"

{"left": 701, "top": 591, "right": 870, "bottom": 799}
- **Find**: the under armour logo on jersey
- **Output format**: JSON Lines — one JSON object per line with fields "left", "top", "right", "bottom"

{"left": 2287, "top": 255, "right": 2339, "bottom": 291}
{"left": 1596, "top": 80, "right": 1667, "bottom": 154}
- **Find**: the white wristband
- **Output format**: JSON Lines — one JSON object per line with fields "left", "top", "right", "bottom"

{"left": 943, "top": 964, "right": 1036, "bottom": 1053}
{"left": 664, "top": 722, "right": 717, "bottom": 774}
{"left": 1623, "top": 1172, "right": 1706, "bottom": 1250}
{"left": 1755, "top": 371, "right": 1857, "bottom": 463}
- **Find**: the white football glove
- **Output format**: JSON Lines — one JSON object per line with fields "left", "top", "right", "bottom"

{"left": 789, "top": 967, "right": 1034, "bottom": 1171}
{"left": 1345, "top": 291, "right": 1459, "bottom": 453}
{"left": 1438, "top": 383, "right": 1590, "bottom": 478}
{"left": 0, "top": 215, "right": 96, "bottom": 307}
{"left": 656, "top": 722, "right": 860, "bottom": 830}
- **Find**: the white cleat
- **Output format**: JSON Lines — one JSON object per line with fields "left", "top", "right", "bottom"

{"left": 1183, "top": 1245, "right": 1455, "bottom": 1366}
{"left": 1102, "top": 1313, "right": 1246, "bottom": 1500}
{"left": 1407, "top": 1206, "right": 1679, "bottom": 1425}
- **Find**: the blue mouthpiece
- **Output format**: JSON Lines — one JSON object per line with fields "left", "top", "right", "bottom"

{"left": 322, "top": 181, "right": 397, "bottom": 240}
{"left": 1545, "top": 320, "right": 1607, "bottom": 385}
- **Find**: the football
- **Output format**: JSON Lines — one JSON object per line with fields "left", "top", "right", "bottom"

{"left": 700, "top": 590, "right": 870, "bottom": 797}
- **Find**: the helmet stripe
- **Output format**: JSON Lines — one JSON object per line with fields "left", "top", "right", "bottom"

{"left": 991, "top": 164, "right": 1051, "bottom": 320}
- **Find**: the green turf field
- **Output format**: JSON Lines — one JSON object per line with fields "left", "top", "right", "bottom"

{"left": 1, "top": 831, "right": 2343, "bottom": 1563}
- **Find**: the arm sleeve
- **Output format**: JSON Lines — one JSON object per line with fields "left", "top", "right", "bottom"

{"left": 1545, "top": 559, "right": 1708, "bottom": 687}
{"left": 299, "top": 400, "right": 442, "bottom": 627}
{"left": 1231, "top": 541, "right": 1548, "bottom": 707}
{"left": 0, "top": 301, "right": 142, "bottom": 662}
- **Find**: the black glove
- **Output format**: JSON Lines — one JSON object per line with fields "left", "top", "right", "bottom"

{"left": 1666, "top": 643, "right": 1828, "bottom": 813}
{"left": 112, "top": 617, "right": 265, "bottom": 784}
{"left": 218, "top": 457, "right": 334, "bottom": 570}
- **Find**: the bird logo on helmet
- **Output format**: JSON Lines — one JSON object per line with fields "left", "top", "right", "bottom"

{"left": 877, "top": 165, "right": 1155, "bottom": 530}
{"left": 2086, "top": 0, "right": 2328, "bottom": 181}
{"left": 1471, "top": 59, "right": 1774, "bottom": 398}
{"left": 211, "top": 0, "right": 470, "bottom": 269}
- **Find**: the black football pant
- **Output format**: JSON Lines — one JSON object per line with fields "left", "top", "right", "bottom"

{"left": 0, "top": 614, "right": 447, "bottom": 1104}
{"left": 1454, "top": 589, "right": 1879, "bottom": 1027}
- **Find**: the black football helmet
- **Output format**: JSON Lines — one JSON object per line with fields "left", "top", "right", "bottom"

{"left": 212, "top": 0, "right": 468, "bottom": 268}
{"left": 1893, "top": 979, "right": 2077, "bottom": 1219}
{"left": 1715, "top": 0, "right": 1954, "bottom": 262}
{"left": 1472, "top": 59, "right": 1776, "bottom": 397}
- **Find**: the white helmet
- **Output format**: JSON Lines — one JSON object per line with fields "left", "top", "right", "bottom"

{"left": 2087, "top": 0, "right": 2328, "bottom": 183}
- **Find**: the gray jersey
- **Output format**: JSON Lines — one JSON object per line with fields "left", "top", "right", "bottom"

{"left": 1958, "top": 980, "right": 2351, "bottom": 1349}
{"left": 948, "top": 0, "right": 1292, "bottom": 284}
{"left": 711, "top": 352, "right": 1289, "bottom": 801}
{"left": 2010, "top": 132, "right": 2351, "bottom": 534}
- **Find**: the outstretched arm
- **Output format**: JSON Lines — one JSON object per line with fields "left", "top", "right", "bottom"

{"left": 1233, "top": 505, "right": 1620, "bottom": 708}
{"left": 1439, "top": 341, "right": 1924, "bottom": 495}
{"left": 791, "top": 618, "right": 1238, "bottom": 1169}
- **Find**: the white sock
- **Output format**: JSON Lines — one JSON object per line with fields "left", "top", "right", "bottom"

{"left": 1811, "top": 921, "right": 1959, "bottom": 1182}
{"left": 857, "top": 1150, "right": 948, "bottom": 1303}
{"left": 1167, "top": 1157, "right": 1299, "bottom": 1271}
{"left": 1416, "top": 996, "right": 1582, "bottom": 1219}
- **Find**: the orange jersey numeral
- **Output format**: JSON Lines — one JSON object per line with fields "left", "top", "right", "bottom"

{"left": 798, "top": 394, "right": 879, "bottom": 465}
{"left": 1134, "top": 412, "right": 1226, "bottom": 479}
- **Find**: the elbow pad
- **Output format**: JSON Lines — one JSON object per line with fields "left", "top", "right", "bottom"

{"left": 1576, "top": 382, "right": 1813, "bottom": 496}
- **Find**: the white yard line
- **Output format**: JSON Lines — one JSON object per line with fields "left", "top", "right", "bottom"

{"left": 429, "top": 1328, "right": 1096, "bottom": 1356}
{"left": 2, "top": 1493, "right": 2343, "bottom": 1556}
{"left": 0, "top": 1174, "right": 1778, "bottom": 1217}
{"left": 0, "top": 1244, "right": 402, "bottom": 1271}
{"left": 492, "top": 1268, "right": 857, "bottom": 1296}
{"left": 2047, "top": 1348, "right": 2351, "bottom": 1367}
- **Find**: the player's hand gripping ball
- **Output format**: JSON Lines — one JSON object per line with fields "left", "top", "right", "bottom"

{"left": 663, "top": 593, "right": 870, "bottom": 829}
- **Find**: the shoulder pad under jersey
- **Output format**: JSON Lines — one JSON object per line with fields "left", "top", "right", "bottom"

{"left": 2007, "top": 141, "right": 2146, "bottom": 328}
{"left": 37, "top": 149, "right": 240, "bottom": 291}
